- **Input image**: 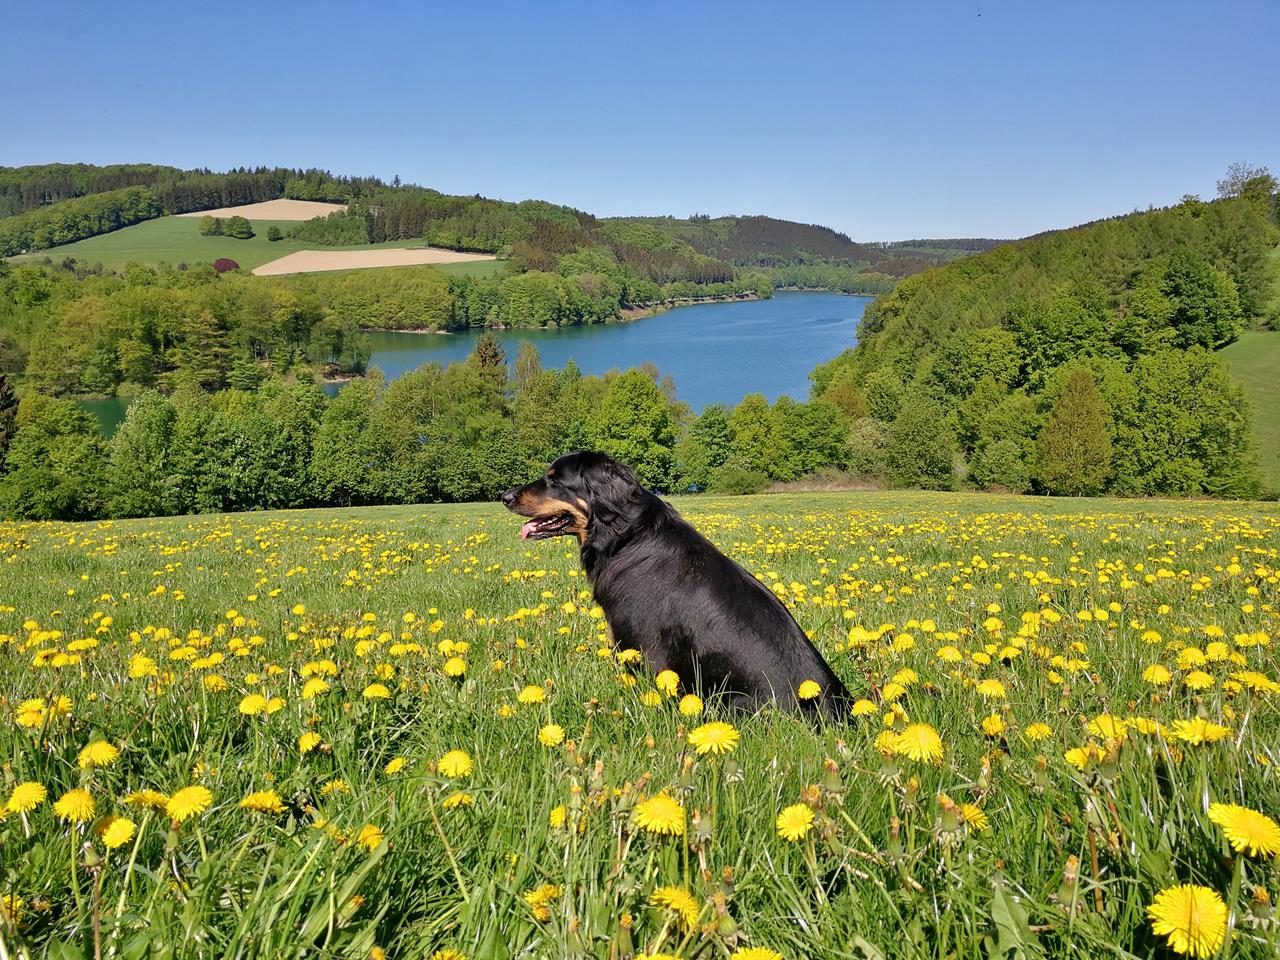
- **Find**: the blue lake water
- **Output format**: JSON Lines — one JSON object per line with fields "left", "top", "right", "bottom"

{"left": 81, "top": 292, "right": 867, "bottom": 433}
{"left": 345, "top": 291, "right": 867, "bottom": 409}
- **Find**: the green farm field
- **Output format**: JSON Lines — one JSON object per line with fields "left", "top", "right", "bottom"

{"left": 10, "top": 215, "right": 504, "bottom": 277}
{"left": 1222, "top": 330, "right": 1280, "bottom": 492}
{"left": 2, "top": 491, "right": 1278, "bottom": 958}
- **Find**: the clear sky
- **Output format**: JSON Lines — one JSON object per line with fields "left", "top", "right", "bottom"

{"left": 5, "top": 0, "right": 1277, "bottom": 240}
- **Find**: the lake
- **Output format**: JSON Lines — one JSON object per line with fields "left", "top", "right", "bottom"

{"left": 81, "top": 292, "right": 867, "bottom": 433}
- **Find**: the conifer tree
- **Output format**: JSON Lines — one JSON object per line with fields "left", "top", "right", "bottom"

{"left": 0, "top": 374, "right": 16, "bottom": 471}
{"left": 1035, "top": 367, "right": 1112, "bottom": 495}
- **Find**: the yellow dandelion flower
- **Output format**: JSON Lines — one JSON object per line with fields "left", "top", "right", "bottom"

{"left": 1024, "top": 723, "right": 1053, "bottom": 741}
{"left": 687, "top": 721, "right": 740, "bottom": 755}
{"left": 1207, "top": 803, "right": 1280, "bottom": 857}
{"left": 678, "top": 694, "right": 703, "bottom": 716}
{"left": 1087, "top": 714, "right": 1128, "bottom": 741}
{"left": 517, "top": 685, "right": 545, "bottom": 705}
{"left": 240, "top": 790, "right": 285, "bottom": 814}
{"left": 1064, "top": 744, "right": 1107, "bottom": 771}
{"left": 6, "top": 781, "right": 47, "bottom": 814}
{"left": 641, "top": 690, "right": 663, "bottom": 707}
{"left": 299, "top": 731, "right": 322, "bottom": 754}
{"left": 123, "top": 789, "right": 169, "bottom": 811}
{"left": 1147, "top": 884, "right": 1227, "bottom": 958}
{"left": 1169, "top": 718, "right": 1231, "bottom": 745}
{"left": 538, "top": 724, "right": 565, "bottom": 747}
{"left": 362, "top": 683, "right": 391, "bottom": 700}
{"left": 438, "top": 750, "right": 474, "bottom": 778}
{"left": 655, "top": 670, "right": 680, "bottom": 697}
{"left": 1183, "top": 671, "right": 1215, "bottom": 691}
{"left": 54, "top": 787, "right": 96, "bottom": 823}
{"left": 797, "top": 680, "right": 822, "bottom": 700}
{"left": 302, "top": 677, "right": 330, "bottom": 699}
{"left": 442, "top": 791, "right": 474, "bottom": 810}
{"left": 429, "top": 951, "right": 466, "bottom": 960}
{"left": 776, "top": 803, "right": 815, "bottom": 841}
{"left": 960, "top": 803, "right": 989, "bottom": 831}
{"left": 975, "top": 679, "right": 1006, "bottom": 699}
{"left": 443, "top": 657, "right": 467, "bottom": 677}
{"left": 98, "top": 815, "right": 137, "bottom": 849}
{"left": 634, "top": 791, "right": 685, "bottom": 836}
{"left": 649, "top": 885, "right": 700, "bottom": 932}
{"left": 77, "top": 740, "right": 121, "bottom": 769}
{"left": 731, "top": 949, "right": 784, "bottom": 960}
{"left": 851, "top": 698, "right": 878, "bottom": 717}
{"left": 384, "top": 757, "right": 407, "bottom": 775}
{"left": 549, "top": 804, "right": 567, "bottom": 828}
{"left": 239, "top": 693, "right": 268, "bottom": 716}
{"left": 892, "top": 724, "right": 944, "bottom": 764}
{"left": 981, "top": 713, "right": 1006, "bottom": 737}
{"left": 356, "top": 824, "right": 385, "bottom": 851}
{"left": 166, "top": 785, "right": 213, "bottom": 823}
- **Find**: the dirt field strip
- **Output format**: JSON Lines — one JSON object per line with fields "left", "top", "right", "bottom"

{"left": 177, "top": 199, "right": 348, "bottom": 220}
{"left": 251, "top": 247, "right": 498, "bottom": 276}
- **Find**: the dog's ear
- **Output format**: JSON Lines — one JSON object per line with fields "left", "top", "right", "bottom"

{"left": 582, "top": 455, "right": 647, "bottom": 552}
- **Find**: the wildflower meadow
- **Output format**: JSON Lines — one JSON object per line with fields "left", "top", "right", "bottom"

{"left": 1, "top": 492, "right": 1277, "bottom": 959}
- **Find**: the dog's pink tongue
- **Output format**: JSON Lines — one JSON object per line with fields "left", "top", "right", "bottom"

{"left": 520, "top": 521, "right": 536, "bottom": 540}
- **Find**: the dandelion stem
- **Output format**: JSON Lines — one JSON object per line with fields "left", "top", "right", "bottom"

{"left": 426, "top": 792, "right": 469, "bottom": 901}
{"left": 1221, "top": 853, "right": 1244, "bottom": 960}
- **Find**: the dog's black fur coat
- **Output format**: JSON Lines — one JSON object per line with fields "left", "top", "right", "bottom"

{"left": 502, "top": 451, "right": 852, "bottom": 720}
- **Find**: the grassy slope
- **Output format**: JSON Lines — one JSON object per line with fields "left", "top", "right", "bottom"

{"left": 1, "top": 490, "right": 1277, "bottom": 956}
{"left": 1221, "top": 329, "right": 1280, "bottom": 490}
{"left": 10, "top": 215, "right": 501, "bottom": 276}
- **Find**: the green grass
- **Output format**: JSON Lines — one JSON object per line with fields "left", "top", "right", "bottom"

{"left": 10, "top": 215, "right": 485, "bottom": 273}
{"left": 1221, "top": 329, "right": 1280, "bottom": 491}
{"left": 1, "top": 491, "right": 1278, "bottom": 958}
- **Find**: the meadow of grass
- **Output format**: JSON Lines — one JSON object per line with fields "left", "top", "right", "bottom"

{"left": 1, "top": 491, "right": 1278, "bottom": 959}
{"left": 1221, "top": 330, "right": 1280, "bottom": 493}
{"left": 9, "top": 216, "right": 504, "bottom": 277}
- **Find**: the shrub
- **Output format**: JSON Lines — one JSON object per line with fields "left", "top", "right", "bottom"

{"left": 212, "top": 258, "right": 239, "bottom": 274}
{"left": 707, "top": 463, "right": 768, "bottom": 495}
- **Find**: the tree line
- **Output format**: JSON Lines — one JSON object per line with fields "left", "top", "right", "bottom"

{"left": 810, "top": 174, "right": 1279, "bottom": 498}
{"left": 0, "top": 259, "right": 771, "bottom": 399}
{"left": 0, "top": 166, "right": 388, "bottom": 256}
{"left": 0, "top": 342, "right": 846, "bottom": 521}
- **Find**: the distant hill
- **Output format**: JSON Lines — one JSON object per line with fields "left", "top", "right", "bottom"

{"left": 604, "top": 214, "right": 1004, "bottom": 273}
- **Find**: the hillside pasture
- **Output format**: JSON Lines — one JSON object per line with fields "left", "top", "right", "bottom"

{"left": 1221, "top": 329, "right": 1280, "bottom": 492}
{"left": 9, "top": 215, "right": 446, "bottom": 272}
{"left": 1, "top": 491, "right": 1277, "bottom": 958}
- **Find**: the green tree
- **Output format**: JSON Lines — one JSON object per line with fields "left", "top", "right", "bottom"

{"left": 590, "top": 370, "right": 675, "bottom": 489}
{"left": 311, "top": 376, "right": 384, "bottom": 506}
{"left": 106, "top": 391, "right": 179, "bottom": 517}
{"left": 673, "top": 404, "right": 732, "bottom": 491}
{"left": 223, "top": 216, "right": 254, "bottom": 240}
{"left": 198, "top": 215, "right": 222, "bottom": 236}
{"left": 885, "top": 390, "right": 955, "bottom": 489}
{"left": 728, "top": 393, "right": 788, "bottom": 477}
{"left": 266, "top": 225, "right": 283, "bottom": 241}
{"left": 0, "top": 393, "right": 106, "bottom": 519}
{"left": 0, "top": 374, "right": 16, "bottom": 471}
{"left": 470, "top": 331, "right": 506, "bottom": 378}
{"left": 1034, "top": 367, "right": 1112, "bottom": 495}
{"left": 862, "top": 367, "right": 904, "bottom": 422}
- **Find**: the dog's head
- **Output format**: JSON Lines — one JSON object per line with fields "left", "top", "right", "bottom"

{"left": 501, "top": 451, "right": 645, "bottom": 544}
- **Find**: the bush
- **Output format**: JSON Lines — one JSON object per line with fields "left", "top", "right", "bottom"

{"left": 707, "top": 463, "right": 768, "bottom": 495}
{"left": 223, "top": 216, "right": 254, "bottom": 240}
{"left": 212, "top": 258, "right": 239, "bottom": 274}
{"left": 267, "top": 226, "right": 283, "bottom": 242}
{"left": 198, "top": 216, "right": 222, "bottom": 237}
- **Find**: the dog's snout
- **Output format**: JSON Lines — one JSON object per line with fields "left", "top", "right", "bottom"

{"left": 500, "top": 488, "right": 518, "bottom": 508}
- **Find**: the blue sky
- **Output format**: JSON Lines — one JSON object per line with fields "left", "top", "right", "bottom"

{"left": 5, "top": 1, "right": 1277, "bottom": 239}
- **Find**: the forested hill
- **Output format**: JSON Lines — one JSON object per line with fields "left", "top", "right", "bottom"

{"left": 605, "top": 214, "right": 1002, "bottom": 271}
{"left": 811, "top": 177, "right": 1280, "bottom": 499}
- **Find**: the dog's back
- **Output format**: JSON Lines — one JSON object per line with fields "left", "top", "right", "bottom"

{"left": 586, "top": 490, "right": 852, "bottom": 720}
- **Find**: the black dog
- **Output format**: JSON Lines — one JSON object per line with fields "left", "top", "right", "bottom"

{"left": 501, "top": 451, "right": 851, "bottom": 720}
